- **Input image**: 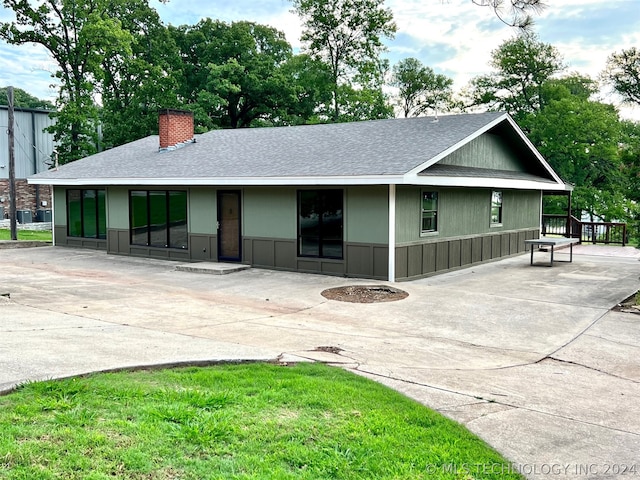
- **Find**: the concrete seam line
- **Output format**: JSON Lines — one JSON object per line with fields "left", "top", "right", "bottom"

{"left": 541, "top": 309, "right": 610, "bottom": 360}
{"left": 547, "top": 356, "right": 640, "bottom": 385}
{"left": 352, "top": 367, "right": 640, "bottom": 437}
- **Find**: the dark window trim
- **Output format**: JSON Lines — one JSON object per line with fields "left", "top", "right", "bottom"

{"left": 129, "top": 190, "right": 188, "bottom": 249}
{"left": 297, "top": 189, "right": 344, "bottom": 260}
{"left": 66, "top": 188, "right": 106, "bottom": 240}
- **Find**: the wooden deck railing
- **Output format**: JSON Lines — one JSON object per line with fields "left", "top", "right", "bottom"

{"left": 542, "top": 214, "right": 627, "bottom": 246}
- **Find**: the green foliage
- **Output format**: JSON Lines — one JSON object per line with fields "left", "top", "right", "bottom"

{"left": 336, "top": 84, "right": 394, "bottom": 122}
{"left": 292, "top": 0, "right": 397, "bottom": 121}
{"left": 0, "top": 86, "right": 54, "bottom": 109}
{"left": 604, "top": 47, "right": 640, "bottom": 106}
{"left": 0, "top": 0, "right": 136, "bottom": 163}
{"left": 0, "top": 364, "right": 524, "bottom": 479}
{"left": 99, "top": 1, "right": 181, "bottom": 148}
{"left": 391, "top": 57, "right": 453, "bottom": 117}
{"left": 465, "top": 33, "right": 564, "bottom": 121}
{"left": 524, "top": 95, "right": 629, "bottom": 221}
{"left": 170, "top": 19, "right": 322, "bottom": 129}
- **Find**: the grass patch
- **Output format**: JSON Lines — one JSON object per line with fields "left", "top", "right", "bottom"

{"left": 0, "top": 229, "right": 52, "bottom": 242}
{"left": 0, "top": 363, "right": 522, "bottom": 479}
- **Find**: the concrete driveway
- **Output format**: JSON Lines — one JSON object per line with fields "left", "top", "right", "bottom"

{"left": 1, "top": 246, "right": 639, "bottom": 479}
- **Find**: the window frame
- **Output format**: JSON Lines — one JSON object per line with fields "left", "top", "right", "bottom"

{"left": 129, "top": 190, "right": 188, "bottom": 249}
{"left": 420, "top": 190, "right": 439, "bottom": 236}
{"left": 66, "top": 188, "right": 106, "bottom": 240}
{"left": 297, "top": 189, "right": 344, "bottom": 260}
{"left": 490, "top": 190, "right": 503, "bottom": 226}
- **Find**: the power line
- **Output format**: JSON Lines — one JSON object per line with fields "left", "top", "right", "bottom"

{"left": 13, "top": 117, "right": 55, "bottom": 165}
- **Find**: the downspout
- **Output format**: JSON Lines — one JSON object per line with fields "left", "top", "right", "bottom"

{"left": 388, "top": 184, "right": 396, "bottom": 282}
{"left": 539, "top": 191, "right": 543, "bottom": 236}
{"left": 50, "top": 186, "right": 55, "bottom": 246}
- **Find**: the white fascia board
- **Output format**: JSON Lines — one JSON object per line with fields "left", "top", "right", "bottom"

{"left": 503, "top": 115, "right": 565, "bottom": 185}
{"left": 403, "top": 175, "right": 569, "bottom": 191}
{"left": 27, "top": 175, "right": 405, "bottom": 187}
{"left": 404, "top": 113, "right": 510, "bottom": 177}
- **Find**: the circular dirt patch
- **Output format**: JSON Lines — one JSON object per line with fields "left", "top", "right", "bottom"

{"left": 321, "top": 285, "right": 409, "bottom": 303}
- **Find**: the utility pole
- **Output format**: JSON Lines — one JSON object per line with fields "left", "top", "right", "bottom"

{"left": 7, "top": 86, "right": 17, "bottom": 241}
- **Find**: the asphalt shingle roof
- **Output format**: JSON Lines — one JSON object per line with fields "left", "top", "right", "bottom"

{"left": 31, "top": 112, "right": 509, "bottom": 181}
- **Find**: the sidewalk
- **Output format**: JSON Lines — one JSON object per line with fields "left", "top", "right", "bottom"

{"left": 1, "top": 246, "right": 639, "bottom": 479}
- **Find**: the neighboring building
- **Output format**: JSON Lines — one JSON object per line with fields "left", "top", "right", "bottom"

{"left": 29, "top": 109, "right": 571, "bottom": 281}
{"left": 0, "top": 106, "right": 55, "bottom": 222}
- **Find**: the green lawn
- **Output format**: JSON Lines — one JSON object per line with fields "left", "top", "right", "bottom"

{"left": 0, "top": 363, "right": 523, "bottom": 480}
{"left": 0, "top": 229, "right": 52, "bottom": 242}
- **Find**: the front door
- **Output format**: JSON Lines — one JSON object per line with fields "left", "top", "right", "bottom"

{"left": 217, "top": 190, "right": 242, "bottom": 262}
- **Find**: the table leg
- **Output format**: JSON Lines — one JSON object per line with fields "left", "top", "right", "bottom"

{"left": 570, "top": 242, "right": 573, "bottom": 262}
{"left": 530, "top": 245, "right": 534, "bottom": 265}
{"left": 550, "top": 245, "right": 554, "bottom": 266}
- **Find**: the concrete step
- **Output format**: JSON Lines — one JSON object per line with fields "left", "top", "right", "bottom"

{"left": 175, "top": 262, "right": 250, "bottom": 275}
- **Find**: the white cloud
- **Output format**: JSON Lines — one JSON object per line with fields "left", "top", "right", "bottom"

{"left": 0, "top": 40, "right": 58, "bottom": 102}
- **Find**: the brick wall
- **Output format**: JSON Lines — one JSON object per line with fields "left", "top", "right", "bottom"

{"left": 158, "top": 109, "right": 194, "bottom": 149}
{"left": 0, "top": 180, "right": 52, "bottom": 219}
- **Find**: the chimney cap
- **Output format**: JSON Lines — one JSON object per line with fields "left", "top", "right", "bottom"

{"left": 158, "top": 108, "right": 194, "bottom": 117}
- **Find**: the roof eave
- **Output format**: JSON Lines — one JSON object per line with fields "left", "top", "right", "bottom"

{"left": 27, "top": 175, "right": 406, "bottom": 187}
{"left": 403, "top": 175, "right": 569, "bottom": 191}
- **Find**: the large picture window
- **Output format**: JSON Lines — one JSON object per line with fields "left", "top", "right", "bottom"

{"left": 421, "top": 191, "right": 438, "bottom": 234}
{"left": 67, "top": 189, "right": 106, "bottom": 239}
{"left": 130, "top": 190, "right": 188, "bottom": 249}
{"left": 491, "top": 191, "right": 503, "bottom": 225}
{"left": 298, "top": 189, "right": 343, "bottom": 259}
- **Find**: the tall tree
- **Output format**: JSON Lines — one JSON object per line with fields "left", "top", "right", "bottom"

{"left": 278, "top": 53, "right": 334, "bottom": 125}
{"left": 170, "top": 20, "right": 319, "bottom": 129}
{"left": 603, "top": 47, "right": 640, "bottom": 106}
{"left": 291, "top": 0, "right": 396, "bottom": 121}
{"left": 465, "top": 34, "right": 564, "bottom": 122}
{"left": 391, "top": 58, "right": 453, "bottom": 117}
{"left": 99, "top": 1, "right": 180, "bottom": 149}
{"left": 619, "top": 120, "right": 640, "bottom": 242}
{"left": 0, "top": 0, "right": 137, "bottom": 163}
{"left": 525, "top": 92, "right": 626, "bottom": 221}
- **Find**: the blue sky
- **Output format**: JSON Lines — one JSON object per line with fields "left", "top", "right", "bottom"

{"left": 1, "top": 0, "right": 639, "bottom": 118}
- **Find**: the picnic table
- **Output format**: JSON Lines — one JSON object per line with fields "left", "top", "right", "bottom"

{"left": 524, "top": 237, "right": 580, "bottom": 267}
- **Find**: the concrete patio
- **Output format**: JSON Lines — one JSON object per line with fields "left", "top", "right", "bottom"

{"left": 1, "top": 245, "right": 639, "bottom": 478}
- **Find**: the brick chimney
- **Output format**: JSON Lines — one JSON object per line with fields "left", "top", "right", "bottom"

{"left": 158, "top": 109, "right": 194, "bottom": 151}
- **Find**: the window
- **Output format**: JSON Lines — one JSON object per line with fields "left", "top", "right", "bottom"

{"left": 298, "top": 189, "right": 343, "bottom": 259}
{"left": 421, "top": 191, "right": 438, "bottom": 234}
{"left": 67, "top": 189, "right": 106, "bottom": 239}
{"left": 129, "top": 190, "right": 188, "bottom": 249}
{"left": 491, "top": 191, "right": 503, "bottom": 225}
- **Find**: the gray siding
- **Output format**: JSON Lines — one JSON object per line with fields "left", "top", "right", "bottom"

{"left": 243, "top": 187, "right": 295, "bottom": 239}
{"left": 345, "top": 185, "right": 388, "bottom": 244}
{"left": 441, "top": 132, "right": 527, "bottom": 172}
{"left": 396, "top": 186, "right": 540, "bottom": 243}
{"left": 0, "top": 109, "right": 55, "bottom": 179}
{"left": 395, "top": 229, "right": 539, "bottom": 281}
